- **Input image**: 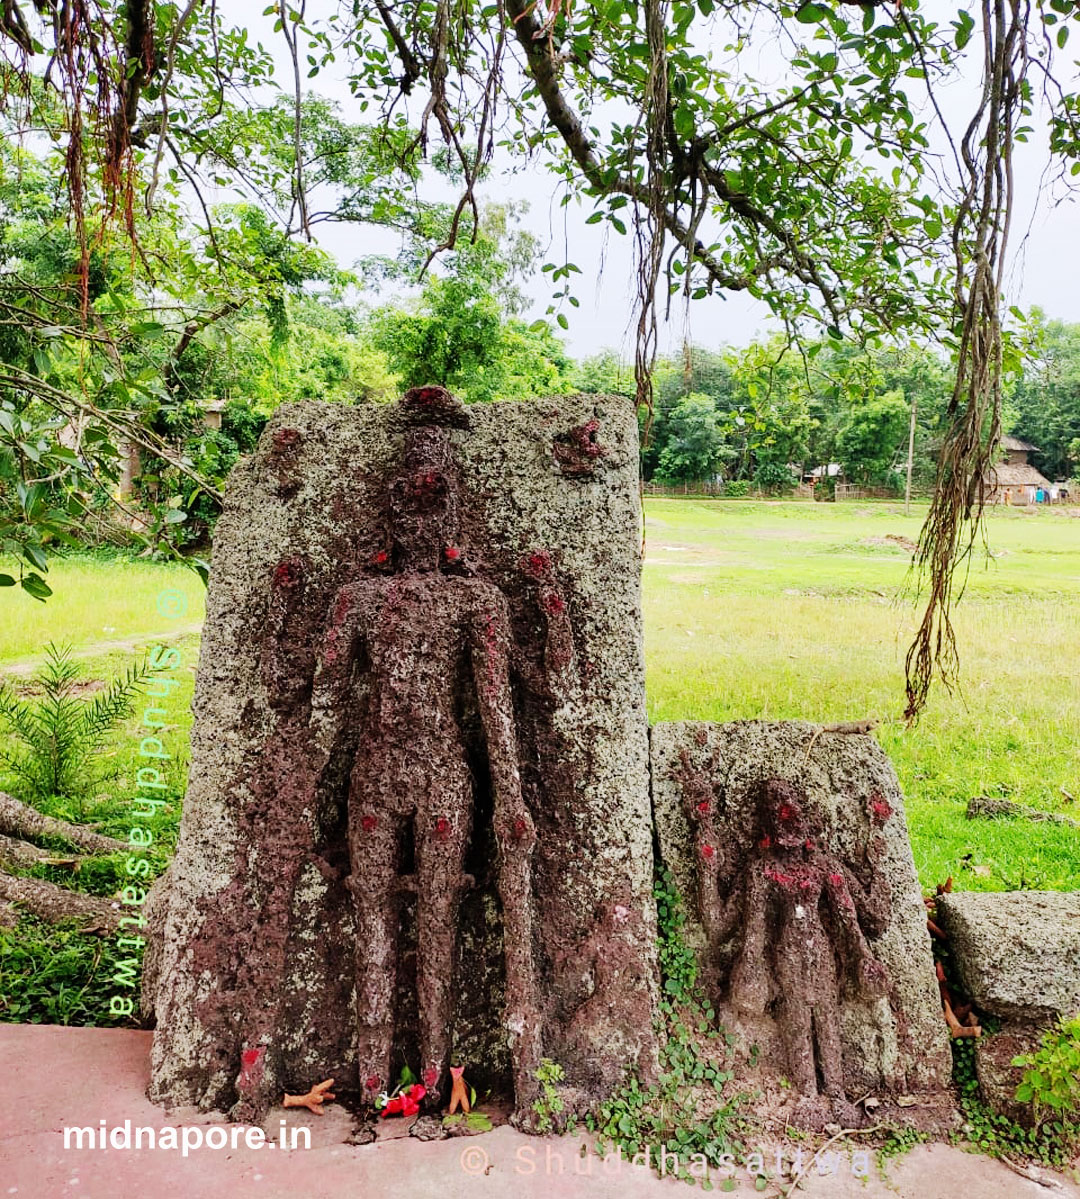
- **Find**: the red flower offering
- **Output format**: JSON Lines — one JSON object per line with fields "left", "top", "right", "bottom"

{"left": 380, "top": 1084, "right": 427, "bottom": 1118}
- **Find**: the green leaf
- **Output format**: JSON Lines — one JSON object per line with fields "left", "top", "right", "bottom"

{"left": 20, "top": 573, "right": 53, "bottom": 601}
{"left": 0, "top": 574, "right": 15, "bottom": 587}
{"left": 795, "top": 2, "right": 829, "bottom": 22}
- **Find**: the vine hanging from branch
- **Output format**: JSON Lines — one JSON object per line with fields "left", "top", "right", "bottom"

{"left": 904, "top": 0, "right": 1028, "bottom": 722}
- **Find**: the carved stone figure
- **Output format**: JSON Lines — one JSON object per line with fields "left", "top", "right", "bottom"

{"left": 651, "top": 721, "right": 953, "bottom": 1126}
{"left": 693, "top": 777, "right": 891, "bottom": 1123}
{"left": 310, "top": 419, "right": 541, "bottom": 1110}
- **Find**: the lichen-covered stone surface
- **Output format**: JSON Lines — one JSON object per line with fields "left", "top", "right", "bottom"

{"left": 651, "top": 721, "right": 951, "bottom": 1123}
{"left": 937, "top": 890, "right": 1080, "bottom": 1022}
{"left": 146, "top": 391, "right": 658, "bottom": 1125}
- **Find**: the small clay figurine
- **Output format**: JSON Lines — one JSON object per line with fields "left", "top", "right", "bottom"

{"left": 448, "top": 1065, "right": 471, "bottom": 1114}
{"left": 283, "top": 1078, "right": 336, "bottom": 1115}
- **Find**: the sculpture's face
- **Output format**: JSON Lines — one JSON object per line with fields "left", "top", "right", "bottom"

{"left": 389, "top": 467, "right": 459, "bottom": 572}
{"left": 762, "top": 780, "right": 810, "bottom": 848}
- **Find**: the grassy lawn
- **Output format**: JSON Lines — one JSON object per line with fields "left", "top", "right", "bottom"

{"left": 0, "top": 556, "right": 198, "bottom": 1025}
{"left": 0, "top": 551, "right": 205, "bottom": 664}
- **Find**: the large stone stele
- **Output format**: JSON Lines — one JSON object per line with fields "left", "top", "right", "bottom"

{"left": 651, "top": 721, "right": 952, "bottom": 1118}
{"left": 145, "top": 392, "right": 658, "bottom": 1124}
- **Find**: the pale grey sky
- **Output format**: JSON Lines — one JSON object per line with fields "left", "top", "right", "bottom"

{"left": 232, "top": 0, "right": 1080, "bottom": 359}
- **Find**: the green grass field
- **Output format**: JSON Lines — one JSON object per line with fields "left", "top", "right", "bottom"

{"left": 1, "top": 503, "right": 1077, "bottom": 1026}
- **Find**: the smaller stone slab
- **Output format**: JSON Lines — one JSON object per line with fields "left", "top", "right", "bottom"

{"left": 937, "top": 890, "right": 1080, "bottom": 1022}
{"left": 651, "top": 720, "right": 952, "bottom": 1104}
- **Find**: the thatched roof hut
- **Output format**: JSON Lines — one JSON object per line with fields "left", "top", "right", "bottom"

{"left": 985, "top": 435, "right": 1052, "bottom": 503}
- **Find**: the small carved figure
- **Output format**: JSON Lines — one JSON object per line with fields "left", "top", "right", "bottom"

{"left": 312, "top": 396, "right": 542, "bottom": 1113}
{"left": 690, "top": 777, "right": 891, "bottom": 1124}
{"left": 448, "top": 1065, "right": 471, "bottom": 1114}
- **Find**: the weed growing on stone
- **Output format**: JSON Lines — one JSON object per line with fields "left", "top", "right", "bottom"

{"left": 532, "top": 1059, "right": 566, "bottom": 1133}
{"left": 1013, "top": 1014, "right": 1080, "bottom": 1126}
{"left": 585, "top": 866, "right": 746, "bottom": 1187}
{"left": 951, "top": 1038, "right": 1080, "bottom": 1167}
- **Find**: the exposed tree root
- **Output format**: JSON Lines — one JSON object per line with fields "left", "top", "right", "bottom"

{"left": 0, "top": 791, "right": 127, "bottom": 855}
{"left": 0, "top": 869, "right": 122, "bottom": 934}
{"left": 0, "top": 833, "right": 81, "bottom": 870}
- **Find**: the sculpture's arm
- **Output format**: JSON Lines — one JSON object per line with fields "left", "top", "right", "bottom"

{"left": 838, "top": 805, "right": 892, "bottom": 940}
{"left": 712, "top": 870, "right": 747, "bottom": 945}
{"left": 467, "top": 590, "right": 532, "bottom": 845}
{"left": 310, "top": 582, "right": 367, "bottom": 725}
{"left": 467, "top": 588, "right": 541, "bottom": 1105}
{"left": 824, "top": 867, "right": 889, "bottom": 993}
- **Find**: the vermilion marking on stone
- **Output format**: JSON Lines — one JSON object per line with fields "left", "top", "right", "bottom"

{"left": 701, "top": 844, "right": 715, "bottom": 859}
{"left": 870, "top": 797, "right": 893, "bottom": 824}
{"left": 422, "top": 1067, "right": 438, "bottom": 1088}
{"left": 541, "top": 590, "right": 565, "bottom": 615}
{"left": 444, "top": 545, "right": 461, "bottom": 562}
{"left": 241, "top": 1048, "right": 262, "bottom": 1068}
{"left": 696, "top": 800, "right": 710, "bottom": 814}
{"left": 361, "top": 815, "right": 377, "bottom": 833}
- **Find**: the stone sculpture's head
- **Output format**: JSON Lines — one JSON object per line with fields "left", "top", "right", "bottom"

{"left": 758, "top": 777, "right": 816, "bottom": 849}
{"left": 387, "top": 425, "right": 464, "bottom": 573}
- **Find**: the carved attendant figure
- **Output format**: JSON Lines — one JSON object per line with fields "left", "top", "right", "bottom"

{"left": 691, "top": 778, "right": 891, "bottom": 1124}
{"left": 311, "top": 406, "right": 541, "bottom": 1112}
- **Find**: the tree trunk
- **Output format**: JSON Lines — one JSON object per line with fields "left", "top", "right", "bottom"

{"left": 0, "top": 833, "right": 81, "bottom": 869}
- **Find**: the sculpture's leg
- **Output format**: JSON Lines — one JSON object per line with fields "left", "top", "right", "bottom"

{"left": 813, "top": 1003, "right": 846, "bottom": 1098}
{"left": 812, "top": 1004, "right": 861, "bottom": 1124}
{"left": 347, "top": 802, "right": 405, "bottom": 1105}
{"left": 415, "top": 789, "right": 472, "bottom": 1104}
{"left": 777, "top": 993, "right": 817, "bottom": 1096}
{"left": 495, "top": 815, "right": 543, "bottom": 1112}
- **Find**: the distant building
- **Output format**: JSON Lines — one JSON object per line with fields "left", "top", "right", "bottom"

{"left": 985, "top": 435, "right": 1054, "bottom": 505}
{"left": 804, "top": 463, "right": 844, "bottom": 482}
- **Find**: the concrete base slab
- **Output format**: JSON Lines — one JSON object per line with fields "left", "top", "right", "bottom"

{"left": 1, "top": 1025, "right": 1077, "bottom": 1199}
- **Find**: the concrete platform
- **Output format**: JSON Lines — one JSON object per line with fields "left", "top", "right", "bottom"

{"left": 1, "top": 1024, "right": 1077, "bottom": 1199}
